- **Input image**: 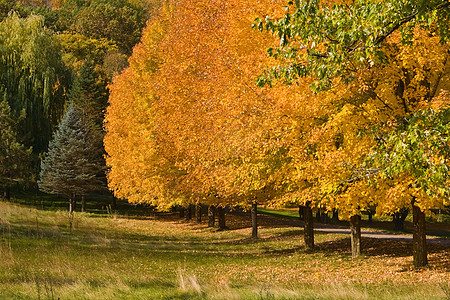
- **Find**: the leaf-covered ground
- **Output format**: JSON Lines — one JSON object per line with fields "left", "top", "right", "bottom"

{"left": 0, "top": 201, "right": 448, "bottom": 299}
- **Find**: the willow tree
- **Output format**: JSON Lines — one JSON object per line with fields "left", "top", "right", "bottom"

{"left": 256, "top": 0, "right": 449, "bottom": 265}
{"left": 0, "top": 98, "right": 32, "bottom": 199}
{"left": 0, "top": 13, "right": 69, "bottom": 154}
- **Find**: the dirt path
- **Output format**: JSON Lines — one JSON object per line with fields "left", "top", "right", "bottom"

{"left": 252, "top": 213, "right": 450, "bottom": 247}
{"left": 313, "top": 225, "right": 450, "bottom": 246}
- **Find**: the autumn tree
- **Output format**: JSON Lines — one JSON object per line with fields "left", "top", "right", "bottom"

{"left": 105, "top": 4, "right": 182, "bottom": 210}
{"left": 105, "top": 0, "right": 293, "bottom": 239}
{"left": 147, "top": 0, "right": 297, "bottom": 236}
{"left": 371, "top": 106, "right": 450, "bottom": 266}
{"left": 256, "top": 0, "right": 449, "bottom": 264}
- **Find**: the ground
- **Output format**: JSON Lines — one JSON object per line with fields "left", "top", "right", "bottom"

{"left": 0, "top": 199, "right": 449, "bottom": 299}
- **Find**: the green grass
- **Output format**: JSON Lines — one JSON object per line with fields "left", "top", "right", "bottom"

{"left": 0, "top": 199, "right": 449, "bottom": 299}
{"left": 259, "top": 208, "right": 300, "bottom": 220}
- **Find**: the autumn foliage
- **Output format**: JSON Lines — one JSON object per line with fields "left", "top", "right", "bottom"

{"left": 105, "top": 0, "right": 449, "bottom": 265}
{"left": 105, "top": 0, "right": 291, "bottom": 209}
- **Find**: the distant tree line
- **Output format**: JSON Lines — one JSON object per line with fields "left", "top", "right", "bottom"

{"left": 0, "top": 0, "right": 156, "bottom": 210}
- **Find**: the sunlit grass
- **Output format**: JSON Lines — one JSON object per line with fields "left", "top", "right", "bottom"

{"left": 0, "top": 201, "right": 448, "bottom": 299}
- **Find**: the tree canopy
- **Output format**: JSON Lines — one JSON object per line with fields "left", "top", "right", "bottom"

{"left": 105, "top": 0, "right": 295, "bottom": 210}
{"left": 0, "top": 98, "right": 32, "bottom": 191}
{"left": 254, "top": 0, "right": 450, "bottom": 90}
{"left": 0, "top": 13, "right": 70, "bottom": 154}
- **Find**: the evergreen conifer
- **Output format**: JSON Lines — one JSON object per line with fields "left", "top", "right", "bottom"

{"left": 39, "top": 103, "right": 105, "bottom": 213}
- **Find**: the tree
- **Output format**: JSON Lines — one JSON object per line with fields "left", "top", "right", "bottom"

{"left": 69, "top": 60, "right": 108, "bottom": 126}
{"left": 56, "top": 32, "right": 119, "bottom": 70}
{"left": 372, "top": 107, "right": 450, "bottom": 266}
{"left": 0, "top": 13, "right": 69, "bottom": 155}
{"left": 105, "top": 4, "right": 182, "bottom": 210}
{"left": 0, "top": 98, "right": 32, "bottom": 199}
{"left": 0, "top": 0, "right": 27, "bottom": 21}
{"left": 39, "top": 103, "right": 105, "bottom": 213}
{"left": 254, "top": 0, "right": 449, "bottom": 90}
{"left": 106, "top": 0, "right": 294, "bottom": 233}
{"left": 56, "top": 0, "right": 147, "bottom": 55}
{"left": 256, "top": 0, "right": 449, "bottom": 264}
{"left": 68, "top": 60, "right": 108, "bottom": 211}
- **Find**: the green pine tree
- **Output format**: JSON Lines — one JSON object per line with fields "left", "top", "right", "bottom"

{"left": 0, "top": 97, "right": 32, "bottom": 200}
{"left": 69, "top": 60, "right": 109, "bottom": 211}
{"left": 69, "top": 60, "right": 109, "bottom": 127}
{"left": 38, "top": 102, "right": 105, "bottom": 213}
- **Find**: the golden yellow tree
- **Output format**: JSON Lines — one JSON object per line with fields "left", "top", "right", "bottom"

{"left": 105, "top": 0, "right": 293, "bottom": 235}
{"left": 105, "top": 4, "right": 185, "bottom": 210}
{"left": 256, "top": 0, "right": 449, "bottom": 265}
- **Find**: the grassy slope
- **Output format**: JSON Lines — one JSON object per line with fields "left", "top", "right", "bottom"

{"left": 0, "top": 200, "right": 449, "bottom": 299}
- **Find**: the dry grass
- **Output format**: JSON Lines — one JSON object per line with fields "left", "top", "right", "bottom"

{"left": 0, "top": 201, "right": 448, "bottom": 299}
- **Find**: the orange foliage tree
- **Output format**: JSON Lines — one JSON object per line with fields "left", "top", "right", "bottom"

{"left": 105, "top": 0, "right": 449, "bottom": 266}
{"left": 105, "top": 0, "right": 289, "bottom": 210}
{"left": 256, "top": 0, "right": 449, "bottom": 264}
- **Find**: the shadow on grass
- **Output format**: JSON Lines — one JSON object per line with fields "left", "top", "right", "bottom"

{"left": 8, "top": 188, "right": 160, "bottom": 220}
{"left": 3, "top": 199, "right": 449, "bottom": 271}
{"left": 312, "top": 237, "right": 450, "bottom": 272}
{"left": 317, "top": 236, "right": 449, "bottom": 257}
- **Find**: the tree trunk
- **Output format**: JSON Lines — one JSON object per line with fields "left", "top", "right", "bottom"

{"left": 393, "top": 208, "right": 408, "bottom": 231}
{"left": 304, "top": 202, "right": 314, "bottom": 250}
{"left": 350, "top": 215, "right": 361, "bottom": 258}
{"left": 69, "top": 193, "right": 76, "bottom": 214}
{"left": 189, "top": 204, "right": 195, "bottom": 220}
{"left": 217, "top": 206, "right": 226, "bottom": 230}
{"left": 316, "top": 210, "right": 321, "bottom": 222}
{"left": 112, "top": 197, "right": 117, "bottom": 209}
{"left": 185, "top": 205, "right": 192, "bottom": 220}
{"left": 412, "top": 203, "right": 427, "bottom": 267}
{"left": 332, "top": 209, "right": 339, "bottom": 222}
{"left": 3, "top": 187, "right": 10, "bottom": 201}
{"left": 73, "top": 196, "right": 77, "bottom": 213}
{"left": 251, "top": 202, "right": 258, "bottom": 238}
{"left": 298, "top": 205, "right": 304, "bottom": 221}
{"left": 179, "top": 206, "right": 185, "bottom": 218}
{"left": 207, "top": 205, "right": 215, "bottom": 227}
{"left": 321, "top": 211, "right": 328, "bottom": 224}
{"left": 196, "top": 203, "right": 202, "bottom": 223}
{"left": 81, "top": 195, "right": 86, "bottom": 212}
{"left": 368, "top": 211, "right": 373, "bottom": 223}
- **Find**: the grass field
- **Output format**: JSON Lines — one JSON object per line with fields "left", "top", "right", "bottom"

{"left": 0, "top": 198, "right": 449, "bottom": 299}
